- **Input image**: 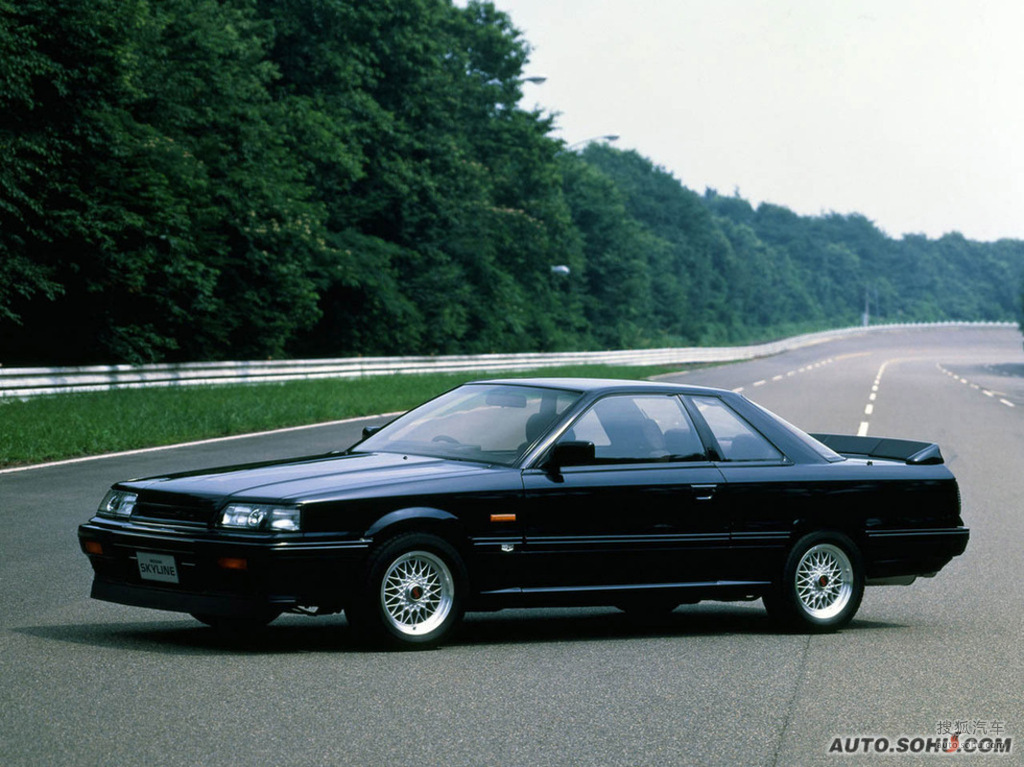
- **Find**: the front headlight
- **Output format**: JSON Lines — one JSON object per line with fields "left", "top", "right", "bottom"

{"left": 97, "top": 489, "right": 138, "bottom": 520}
{"left": 219, "top": 504, "right": 301, "bottom": 532}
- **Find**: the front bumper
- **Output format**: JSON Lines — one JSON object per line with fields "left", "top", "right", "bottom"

{"left": 78, "top": 519, "right": 370, "bottom": 617}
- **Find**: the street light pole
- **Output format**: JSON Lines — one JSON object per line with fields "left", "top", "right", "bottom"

{"left": 564, "top": 134, "right": 620, "bottom": 152}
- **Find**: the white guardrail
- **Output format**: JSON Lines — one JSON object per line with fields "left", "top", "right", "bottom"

{"left": 0, "top": 322, "right": 1015, "bottom": 399}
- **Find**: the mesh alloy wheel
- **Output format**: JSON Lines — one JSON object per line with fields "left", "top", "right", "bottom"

{"left": 764, "top": 531, "right": 864, "bottom": 632}
{"left": 793, "top": 543, "right": 854, "bottom": 620}
{"left": 347, "top": 532, "right": 467, "bottom": 649}
{"left": 380, "top": 550, "right": 455, "bottom": 636}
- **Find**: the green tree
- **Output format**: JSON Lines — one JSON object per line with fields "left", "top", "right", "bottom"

{"left": 560, "top": 156, "right": 653, "bottom": 347}
{"left": 0, "top": 0, "right": 67, "bottom": 324}
{"left": 265, "top": 0, "right": 580, "bottom": 356}
{"left": 5, "top": 0, "right": 1023, "bottom": 365}
{"left": 0, "top": 0, "right": 327, "bottom": 363}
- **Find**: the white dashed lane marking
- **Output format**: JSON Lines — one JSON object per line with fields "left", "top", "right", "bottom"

{"left": 938, "top": 364, "right": 1018, "bottom": 408}
{"left": 857, "top": 361, "right": 890, "bottom": 437}
{"left": 731, "top": 357, "right": 839, "bottom": 394}
{"left": 731, "top": 354, "right": 879, "bottom": 436}
{"left": 730, "top": 356, "right": 1017, "bottom": 436}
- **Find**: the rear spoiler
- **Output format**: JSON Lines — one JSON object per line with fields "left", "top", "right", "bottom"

{"left": 810, "top": 434, "right": 944, "bottom": 465}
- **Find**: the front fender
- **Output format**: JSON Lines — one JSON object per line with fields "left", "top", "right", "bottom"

{"left": 365, "top": 507, "right": 464, "bottom": 542}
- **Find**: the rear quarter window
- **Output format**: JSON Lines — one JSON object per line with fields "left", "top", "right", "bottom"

{"left": 690, "top": 395, "right": 783, "bottom": 462}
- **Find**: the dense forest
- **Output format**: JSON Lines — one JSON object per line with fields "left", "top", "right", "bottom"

{"left": 2, "top": 0, "right": 1023, "bottom": 366}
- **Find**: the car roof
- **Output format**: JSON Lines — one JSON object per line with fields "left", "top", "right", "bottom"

{"left": 474, "top": 377, "right": 726, "bottom": 396}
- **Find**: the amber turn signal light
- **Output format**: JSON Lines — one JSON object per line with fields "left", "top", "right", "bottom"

{"left": 216, "top": 557, "right": 248, "bottom": 571}
{"left": 83, "top": 541, "right": 104, "bottom": 556}
{"left": 490, "top": 513, "right": 516, "bottom": 523}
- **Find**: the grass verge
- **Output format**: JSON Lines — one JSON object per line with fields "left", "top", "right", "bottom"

{"left": 0, "top": 363, "right": 694, "bottom": 469}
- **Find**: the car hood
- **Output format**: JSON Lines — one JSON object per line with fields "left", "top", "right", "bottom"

{"left": 121, "top": 451, "right": 503, "bottom": 504}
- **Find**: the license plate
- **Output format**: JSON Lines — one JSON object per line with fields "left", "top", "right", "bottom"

{"left": 137, "top": 552, "right": 179, "bottom": 583}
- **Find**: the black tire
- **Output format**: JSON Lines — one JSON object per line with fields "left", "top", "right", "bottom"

{"left": 763, "top": 531, "right": 864, "bottom": 632}
{"left": 347, "top": 532, "right": 467, "bottom": 649}
{"left": 190, "top": 610, "right": 281, "bottom": 633}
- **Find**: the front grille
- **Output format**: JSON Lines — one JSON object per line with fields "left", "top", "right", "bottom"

{"left": 132, "top": 492, "right": 218, "bottom": 528}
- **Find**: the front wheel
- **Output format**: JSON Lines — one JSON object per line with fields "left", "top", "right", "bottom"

{"left": 348, "top": 533, "right": 467, "bottom": 649}
{"left": 763, "top": 532, "right": 864, "bottom": 632}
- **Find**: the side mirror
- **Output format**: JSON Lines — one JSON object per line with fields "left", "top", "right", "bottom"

{"left": 546, "top": 440, "right": 596, "bottom": 471}
{"left": 362, "top": 425, "right": 383, "bottom": 440}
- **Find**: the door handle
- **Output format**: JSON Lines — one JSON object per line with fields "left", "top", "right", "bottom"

{"left": 691, "top": 484, "right": 717, "bottom": 501}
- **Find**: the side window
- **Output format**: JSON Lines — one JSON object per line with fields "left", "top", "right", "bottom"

{"left": 689, "top": 396, "right": 783, "bottom": 462}
{"left": 562, "top": 394, "right": 705, "bottom": 462}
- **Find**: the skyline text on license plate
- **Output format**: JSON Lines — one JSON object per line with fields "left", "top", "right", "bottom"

{"left": 137, "top": 552, "right": 179, "bottom": 583}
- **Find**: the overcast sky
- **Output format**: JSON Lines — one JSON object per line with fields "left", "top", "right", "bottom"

{"left": 487, "top": 0, "right": 1024, "bottom": 242}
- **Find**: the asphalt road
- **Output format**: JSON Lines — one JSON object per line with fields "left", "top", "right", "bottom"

{"left": 1, "top": 326, "right": 1021, "bottom": 766}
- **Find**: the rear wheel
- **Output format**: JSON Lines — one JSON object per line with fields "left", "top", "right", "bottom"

{"left": 347, "top": 533, "right": 466, "bottom": 649}
{"left": 764, "top": 531, "right": 864, "bottom": 632}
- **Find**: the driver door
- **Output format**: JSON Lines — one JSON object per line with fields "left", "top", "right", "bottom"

{"left": 519, "top": 393, "right": 727, "bottom": 591}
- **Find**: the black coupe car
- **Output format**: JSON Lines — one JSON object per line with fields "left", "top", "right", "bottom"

{"left": 79, "top": 378, "right": 969, "bottom": 648}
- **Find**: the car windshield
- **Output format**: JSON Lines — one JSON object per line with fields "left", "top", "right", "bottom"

{"left": 353, "top": 383, "right": 582, "bottom": 466}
